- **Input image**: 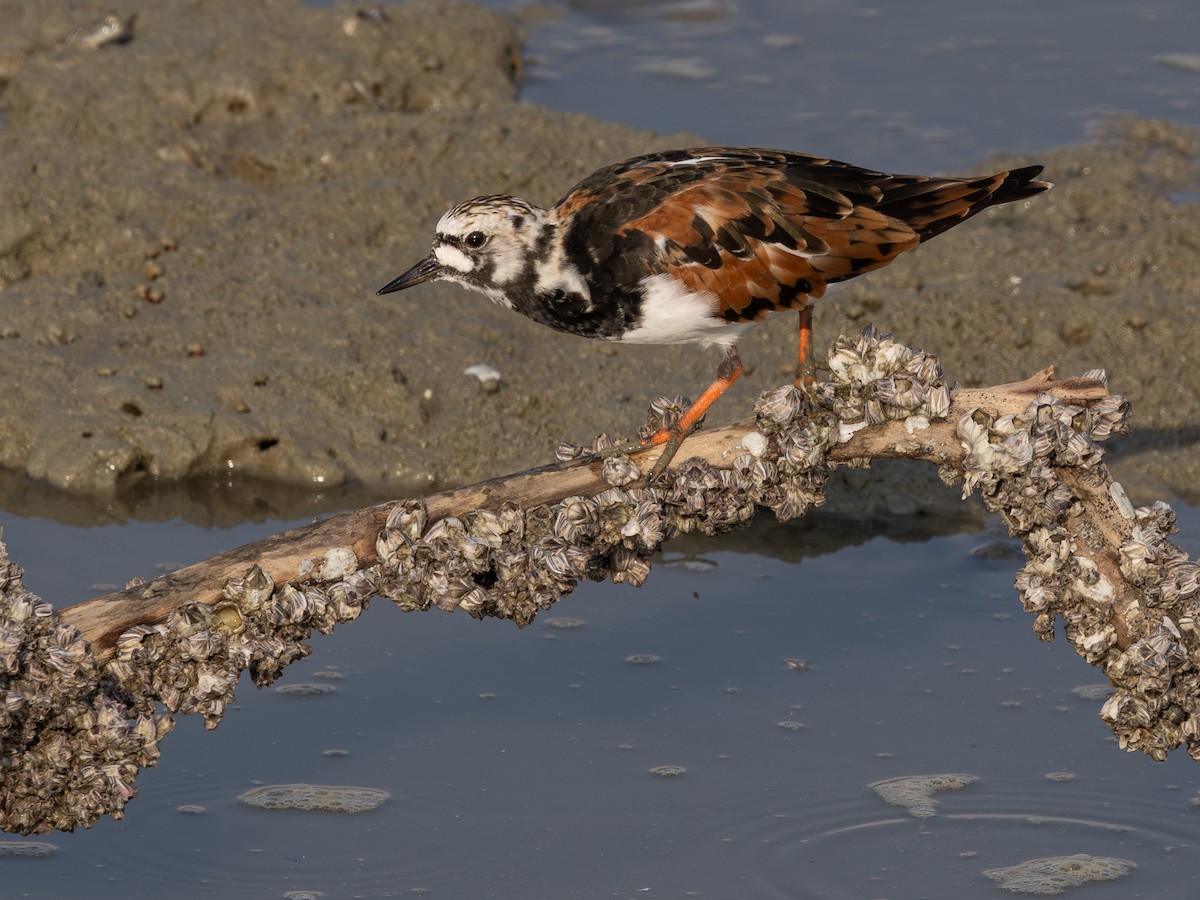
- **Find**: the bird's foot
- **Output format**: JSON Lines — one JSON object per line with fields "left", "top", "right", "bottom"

{"left": 636, "top": 395, "right": 695, "bottom": 443}
{"left": 794, "top": 347, "right": 817, "bottom": 386}
{"left": 646, "top": 431, "right": 684, "bottom": 482}
{"left": 640, "top": 420, "right": 703, "bottom": 482}
{"left": 592, "top": 424, "right": 694, "bottom": 483}
{"left": 595, "top": 438, "right": 645, "bottom": 460}
{"left": 589, "top": 392, "right": 708, "bottom": 482}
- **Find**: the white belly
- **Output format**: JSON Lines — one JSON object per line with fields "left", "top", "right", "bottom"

{"left": 619, "top": 274, "right": 753, "bottom": 348}
{"left": 618, "top": 273, "right": 851, "bottom": 348}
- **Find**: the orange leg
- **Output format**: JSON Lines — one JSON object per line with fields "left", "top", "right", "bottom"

{"left": 642, "top": 347, "right": 743, "bottom": 479}
{"left": 795, "top": 305, "right": 815, "bottom": 386}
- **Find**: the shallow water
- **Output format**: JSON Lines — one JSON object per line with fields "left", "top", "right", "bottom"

{"left": 1, "top": 503, "right": 1198, "bottom": 898}
{"left": 480, "top": 0, "right": 1200, "bottom": 172}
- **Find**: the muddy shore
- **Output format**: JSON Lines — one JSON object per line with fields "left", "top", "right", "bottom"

{"left": 0, "top": 1, "right": 1197, "bottom": 524}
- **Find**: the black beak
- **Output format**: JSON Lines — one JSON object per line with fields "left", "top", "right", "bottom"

{"left": 377, "top": 254, "right": 445, "bottom": 295}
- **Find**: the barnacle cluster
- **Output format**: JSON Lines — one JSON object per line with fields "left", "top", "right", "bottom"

{"left": 0, "top": 539, "right": 169, "bottom": 835}
{"left": 953, "top": 378, "right": 1200, "bottom": 760}
{"left": 0, "top": 538, "right": 375, "bottom": 835}
{"left": 960, "top": 393, "right": 1127, "bottom": 642}
{"left": 373, "top": 492, "right": 667, "bottom": 627}
{"left": 1100, "top": 501, "right": 1200, "bottom": 760}
{"left": 817, "top": 325, "right": 950, "bottom": 432}
{"left": 58, "top": 13, "right": 134, "bottom": 50}
{"left": 375, "top": 328, "right": 953, "bottom": 628}
{"left": 752, "top": 325, "right": 951, "bottom": 520}
{"left": 105, "top": 558, "right": 374, "bottom": 730}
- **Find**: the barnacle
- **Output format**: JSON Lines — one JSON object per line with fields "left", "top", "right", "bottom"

{"left": 317, "top": 548, "right": 358, "bottom": 581}
{"left": 753, "top": 384, "right": 808, "bottom": 433}
{"left": 609, "top": 548, "right": 652, "bottom": 586}
{"left": 602, "top": 453, "right": 641, "bottom": 487}
{"left": 589, "top": 432, "right": 619, "bottom": 454}
{"left": 926, "top": 383, "right": 950, "bottom": 420}
{"left": 221, "top": 564, "right": 275, "bottom": 612}
{"left": 554, "top": 496, "right": 599, "bottom": 541}
{"left": 637, "top": 395, "right": 692, "bottom": 440}
{"left": 461, "top": 507, "right": 505, "bottom": 545}
{"left": 622, "top": 500, "right": 669, "bottom": 549}
{"left": 387, "top": 500, "right": 428, "bottom": 541}
{"left": 555, "top": 439, "right": 590, "bottom": 462}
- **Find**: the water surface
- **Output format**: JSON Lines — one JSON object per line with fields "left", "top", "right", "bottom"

{"left": 480, "top": 0, "right": 1200, "bottom": 172}
{"left": 1, "top": 503, "right": 1198, "bottom": 897}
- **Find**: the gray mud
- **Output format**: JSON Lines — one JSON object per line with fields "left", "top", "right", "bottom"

{"left": 0, "top": 1, "right": 1197, "bottom": 521}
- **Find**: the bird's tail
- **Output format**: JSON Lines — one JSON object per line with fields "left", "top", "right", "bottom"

{"left": 875, "top": 165, "right": 1052, "bottom": 242}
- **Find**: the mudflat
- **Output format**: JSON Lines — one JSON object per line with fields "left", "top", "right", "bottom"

{"left": 0, "top": 1, "right": 1196, "bottom": 517}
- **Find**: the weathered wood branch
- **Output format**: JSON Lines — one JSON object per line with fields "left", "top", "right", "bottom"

{"left": 59, "top": 366, "right": 1107, "bottom": 663}
{"left": 3, "top": 328, "right": 1198, "bottom": 836}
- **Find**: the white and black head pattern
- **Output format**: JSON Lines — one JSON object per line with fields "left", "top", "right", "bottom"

{"left": 380, "top": 193, "right": 617, "bottom": 337}
{"left": 431, "top": 196, "right": 544, "bottom": 302}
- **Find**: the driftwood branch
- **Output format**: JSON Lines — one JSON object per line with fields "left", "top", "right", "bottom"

{"left": 59, "top": 367, "right": 1107, "bottom": 661}
{"left": 2, "top": 327, "right": 1197, "bottom": 836}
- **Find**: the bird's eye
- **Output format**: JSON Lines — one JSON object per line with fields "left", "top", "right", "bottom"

{"left": 465, "top": 231, "right": 487, "bottom": 248}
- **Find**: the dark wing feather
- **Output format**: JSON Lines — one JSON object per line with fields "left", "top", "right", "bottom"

{"left": 556, "top": 148, "right": 1049, "bottom": 324}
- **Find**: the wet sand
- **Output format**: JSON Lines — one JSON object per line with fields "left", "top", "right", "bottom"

{"left": 0, "top": 0, "right": 1197, "bottom": 522}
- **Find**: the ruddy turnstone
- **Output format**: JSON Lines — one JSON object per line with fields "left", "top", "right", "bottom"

{"left": 379, "top": 147, "right": 1049, "bottom": 475}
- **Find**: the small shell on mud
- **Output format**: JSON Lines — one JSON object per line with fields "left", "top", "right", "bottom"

{"left": 463, "top": 363, "right": 501, "bottom": 392}
{"left": 60, "top": 14, "right": 133, "bottom": 50}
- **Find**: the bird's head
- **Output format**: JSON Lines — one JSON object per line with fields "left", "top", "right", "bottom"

{"left": 377, "top": 196, "right": 549, "bottom": 303}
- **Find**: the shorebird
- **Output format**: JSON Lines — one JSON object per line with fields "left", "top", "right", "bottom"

{"left": 379, "top": 147, "right": 1049, "bottom": 475}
